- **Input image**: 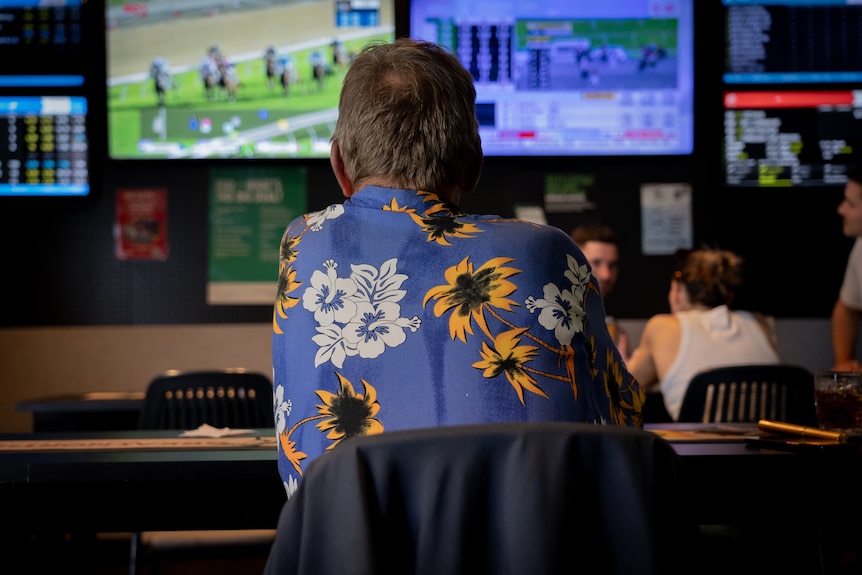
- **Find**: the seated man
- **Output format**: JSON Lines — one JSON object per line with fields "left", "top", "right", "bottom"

{"left": 570, "top": 224, "right": 630, "bottom": 359}
{"left": 271, "top": 38, "right": 644, "bottom": 496}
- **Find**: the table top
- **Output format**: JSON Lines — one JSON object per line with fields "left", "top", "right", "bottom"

{"left": 0, "top": 422, "right": 857, "bottom": 533}
{"left": 1, "top": 420, "right": 849, "bottom": 455}
{"left": 0, "top": 428, "right": 278, "bottom": 476}
{"left": 0, "top": 428, "right": 286, "bottom": 533}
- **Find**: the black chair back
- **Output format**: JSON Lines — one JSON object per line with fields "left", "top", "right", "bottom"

{"left": 264, "top": 422, "right": 697, "bottom": 575}
{"left": 139, "top": 369, "right": 274, "bottom": 430}
{"left": 677, "top": 364, "right": 817, "bottom": 425}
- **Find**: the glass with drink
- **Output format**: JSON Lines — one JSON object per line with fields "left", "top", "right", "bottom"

{"left": 814, "top": 370, "right": 862, "bottom": 432}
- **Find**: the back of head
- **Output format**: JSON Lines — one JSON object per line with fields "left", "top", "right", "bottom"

{"left": 673, "top": 247, "right": 744, "bottom": 308}
{"left": 570, "top": 224, "right": 619, "bottom": 248}
{"left": 333, "top": 38, "right": 483, "bottom": 199}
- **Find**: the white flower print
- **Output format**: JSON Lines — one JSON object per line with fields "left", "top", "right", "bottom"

{"left": 526, "top": 254, "right": 590, "bottom": 346}
{"left": 273, "top": 384, "right": 291, "bottom": 434}
{"left": 342, "top": 301, "right": 419, "bottom": 359}
{"left": 349, "top": 258, "right": 409, "bottom": 303}
{"left": 284, "top": 476, "right": 299, "bottom": 499}
{"left": 305, "top": 204, "right": 344, "bottom": 231}
{"left": 530, "top": 283, "right": 580, "bottom": 346}
{"left": 312, "top": 324, "right": 358, "bottom": 368}
{"left": 302, "top": 259, "right": 358, "bottom": 326}
{"left": 306, "top": 258, "right": 420, "bottom": 367}
{"left": 564, "top": 253, "right": 592, "bottom": 300}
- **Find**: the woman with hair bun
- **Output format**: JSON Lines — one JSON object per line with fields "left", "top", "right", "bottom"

{"left": 626, "top": 247, "right": 780, "bottom": 421}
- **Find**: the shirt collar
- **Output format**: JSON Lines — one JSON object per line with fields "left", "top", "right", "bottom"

{"left": 346, "top": 186, "right": 458, "bottom": 215}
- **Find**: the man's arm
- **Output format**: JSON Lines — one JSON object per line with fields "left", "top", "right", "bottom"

{"left": 615, "top": 327, "right": 631, "bottom": 364}
{"left": 625, "top": 319, "right": 660, "bottom": 391}
{"left": 832, "top": 299, "right": 862, "bottom": 371}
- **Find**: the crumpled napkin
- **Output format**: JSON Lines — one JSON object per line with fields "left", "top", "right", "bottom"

{"left": 179, "top": 423, "right": 257, "bottom": 437}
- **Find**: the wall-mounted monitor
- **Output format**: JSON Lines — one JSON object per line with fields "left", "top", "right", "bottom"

{"left": 407, "top": 0, "right": 695, "bottom": 157}
{"left": 724, "top": 0, "right": 862, "bottom": 85}
{"left": 0, "top": 0, "right": 96, "bottom": 199}
{"left": 723, "top": 90, "right": 862, "bottom": 187}
{"left": 722, "top": 1, "right": 862, "bottom": 187}
{"left": 106, "top": 0, "right": 395, "bottom": 160}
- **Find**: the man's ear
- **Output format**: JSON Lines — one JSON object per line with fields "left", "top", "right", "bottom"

{"left": 330, "top": 139, "right": 354, "bottom": 198}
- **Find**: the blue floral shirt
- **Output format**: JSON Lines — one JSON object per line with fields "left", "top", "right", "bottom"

{"left": 272, "top": 186, "right": 644, "bottom": 496}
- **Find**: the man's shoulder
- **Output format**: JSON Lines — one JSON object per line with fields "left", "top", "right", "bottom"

{"left": 470, "top": 216, "right": 573, "bottom": 240}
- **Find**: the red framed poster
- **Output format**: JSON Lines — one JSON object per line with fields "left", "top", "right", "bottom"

{"left": 114, "top": 188, "right": 168, "bottom": 261}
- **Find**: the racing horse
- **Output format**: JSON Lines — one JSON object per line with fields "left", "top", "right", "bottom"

{"left": 310, "top": 50, "right": 333, "bottom": 93}
{"left": 150, "top": 57, "right": 174, "bottom": 106}
{"left": 277, "top": 55, "right": 298, "bottom": 96}
{"left": 330, "top": 39, "right": 349, "bottom": 71}
{"left": 264, "top": 46, "right": 278, "bottom": 89}
{"left": 218, "top": 59, "right": 240, "bottom": 102}
{"left": 201, "top": 46, "right": 222, "bottom": 100}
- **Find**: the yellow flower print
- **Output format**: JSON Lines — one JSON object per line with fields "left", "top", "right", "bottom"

{"left": 416, "top": 191, "right": 464, "bottom": 215}
{"left": 604, "top": 348, "right": 641, "bottom": 426}
{"left": 585, "top": 334, "right": 598, "bottom": 378}
{"left": 315, "top": 373, "right": 384, "bottom": 449}
{"left": 473, "top": 328, "right": 546, "bottom": 404}
{"left": 383, "top": 198, "right": 416, "bottom": 213}
{"left": 408, "top": 213, "right": 482, "bottom": 245}
{"left": 278, "top": 432, "right": 307, "bottom": 475}
{"left": 273, "top": 261, "right": 302, "bottom": 334}
{"left": 561, "top": 344, "right": 577, "bottom": 400}
{"left": 279, "top": 233, "right": 300, "bottom": 263}
{"left": 381, "top": 191, "right": 481, "bottom": 245}
{"left": 423, "top": 256, "right": 521, "bottom": 342}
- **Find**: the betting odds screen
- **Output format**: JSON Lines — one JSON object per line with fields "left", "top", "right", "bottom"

{"left": 722, "top": 0, "right": 862, "bottom": 187}
{"left": 0, "top": 0, "right": 93, "bottom": 198}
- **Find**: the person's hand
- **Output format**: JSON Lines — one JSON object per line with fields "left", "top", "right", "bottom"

{"left": 833, "top": 359, "right": 862, "bottom": 372}
{"left": 616, "top": 332, "right": 630, "bottom": 363}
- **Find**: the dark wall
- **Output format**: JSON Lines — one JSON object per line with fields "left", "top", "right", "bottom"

{"left": 2, "top": 153, "right": 849, "bottom": 327}
{"left": 0, "top": 1, "right": 852, "bottom": 327}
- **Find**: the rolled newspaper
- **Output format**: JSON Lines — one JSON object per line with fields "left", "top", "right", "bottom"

{"left": 758, "top": 419, "right": 848, "bottom": 443}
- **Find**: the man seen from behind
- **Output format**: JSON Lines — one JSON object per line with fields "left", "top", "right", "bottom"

{"left": 271, "top": 38, "right": 644, "bottom": 497}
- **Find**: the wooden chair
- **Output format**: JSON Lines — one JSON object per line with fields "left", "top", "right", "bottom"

{"left": 131, "top": 368, "right": 277, "bottom": 575}
{"left": 677, "top": 364, "right": 818, "bottom": 425}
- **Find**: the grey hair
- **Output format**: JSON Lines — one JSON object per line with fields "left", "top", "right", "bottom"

{"left": 333, "top": 38, "right": 483, "bottom": 200}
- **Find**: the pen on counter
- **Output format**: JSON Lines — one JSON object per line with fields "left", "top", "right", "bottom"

{"left": 758, "top": 419, "right": 848, "bottom": 443}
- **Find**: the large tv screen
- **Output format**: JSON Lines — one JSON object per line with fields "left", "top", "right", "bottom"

{"left": 106, "top": 0, "right": 394, "bottom": 160}
{"left": 407, "top": 0, "right": 695, "bottom": 157}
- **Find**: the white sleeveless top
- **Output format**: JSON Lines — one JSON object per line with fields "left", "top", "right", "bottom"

{"left": 660, "top": 305, "right": 780, "bottom": 420}
{"left": 840, "top": 237, "right": 862, "bottom": 310}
